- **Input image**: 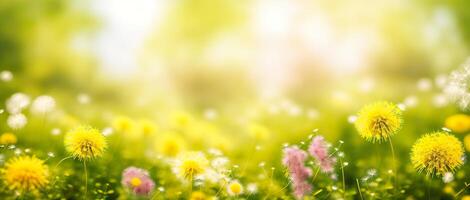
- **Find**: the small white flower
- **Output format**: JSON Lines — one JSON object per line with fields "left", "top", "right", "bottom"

{"left": 7, "top": 113, "right": 27, "bottom": 130}
{"left": 442, "top": 172, "right": 454, "bottom": 183}
{"left": 31, "top": 95, "right": 56, "bottom": 115}
{"left": 0, "top": 71, "right": 13, "bottom": 82}
{"left": 338, "top": 152, "right": 345, "bottom": 157}
{"left": 6, "top": 93, "right": 30, "bottom": 114}
{"left": 14, "top": 148, "right": 22, "bottom": 155}
{"left": 367, "top": 169, "right": 377, "bottom": 177}
{"left": 227, "top": 180, "right": 243, "bottom": 196}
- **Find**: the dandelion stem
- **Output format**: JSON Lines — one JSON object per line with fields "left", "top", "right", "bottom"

{"left": 55, "top": 156, "right": 73, "bottom": 169}
{"left": 340, "top": 157, "right": 346, "bottom": 198}
{"left": 356, "top": 178, "right": 364, "bottom": 200}
{"left": 83, "top": 160, "right": 88, "bottom": 200}
{"left": 312, "top": 167, "right": 321, "bottom": 182}
{"left": 189, "top": 174, "right": 193, "bottom": 195}
{"left": 388, "top": 138, "right": 397, "bottom": 196}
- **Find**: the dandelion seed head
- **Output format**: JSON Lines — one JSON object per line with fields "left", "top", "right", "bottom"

{"left": 7, "top": 114, "right": 27, "bottom": 130}
{"left": 30, "top": 95, "right": 55, "bottom": 115}
{"left": 355, "top": 101, "right": 402, "bottom": 143}
{"left": 443, "top": 58, "right": 470, "bottom": 110}
{"left": 411, "top": 132, "right": 464, "bottom": 175}
{"left": 0, "top": 70, "right": 13, "bottom": 82}
{"left": 6, "top": 93, "right": 30, "bottom": 114}
{"left": 64, "top": 126, "right": 107, "bottom": 160}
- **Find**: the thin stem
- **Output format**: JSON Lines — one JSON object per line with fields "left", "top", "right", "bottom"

{"left": 83, "top": 161, "right": 88, "bottom": 200}
{"left": 455, "top": 182, "right": 470, "bottom": 197}
{"left": 426, "top": 176, "right": 431, "bottom": 200}
{"left": 356, "top": 178, "right": 364, "bottom": 200}
{"left": 340, "top": 158, "right": 346, "bottom": 198}
{"left": 388, "top": 138, "right": 397, "bottom": 196}
{"left": 189, "top": 174, "right": 193, "bottom": 195}
{"left": 55, "top": 156, "right": 73, "bottom": 169}
{"left": 312, "top": 167, "right": 321, "bottom": 182}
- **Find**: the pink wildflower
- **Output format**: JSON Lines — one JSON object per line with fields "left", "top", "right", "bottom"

{"left": 122, "top": 167, "right": 155, "bottom": 196}
{"left": 308, "top": 136, "right": 336, "bottom": 173}
{"left": 282, "top": 147, "right": 312, "bottom": 199}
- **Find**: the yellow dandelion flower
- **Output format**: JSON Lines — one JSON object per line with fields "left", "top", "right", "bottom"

{"left": 445, "top": 114, "right": 470, "bottom": 133}
{"left": 156, "top": 133, "right": 186, "bottom": 157}
{"left": 113, "top": 116, "right": 135, "bottom": 133}
{"left": 64, "top": 126, "right": 107, "bottom": 160}
{"left": 355, "top": 101, "right": 402, "bottom": 143}
{"left": 462, "top": 195, "right": 470, "bottom": 200}
{"left": 174, "top": 151, "right": 208, "bottom": 180}
{"left": 464, "top": 134, "right": 470, "bottom": 152}
{"left": 3, "top": 156, "right": 49, "bottom": 192}
{"left": 443, "top": 185, "right": 454, "bottom": 194}
{"left": 190, "top": 191, "right": 207, "bottom": 200}
{"left": 171, "top": 111, "right": 192, "bottom": 128}
{"left": 227, "top": 180, "right": 243, "bottom": 196}
{"left": 0, "top": 132, "right": 17, "bottom": 145}
{"left": 411, "top": 132, "right": 464, "bottom": 175}
{"left": 139, "top": 119, "right": 158, "bottom": 136}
